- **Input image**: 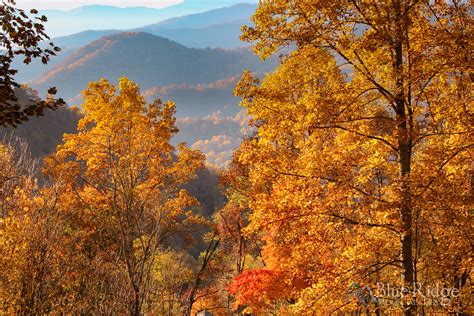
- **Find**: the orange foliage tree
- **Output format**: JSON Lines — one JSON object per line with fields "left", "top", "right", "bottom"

{"left": 227, "top": 1, "right": 473, "bottom": 314}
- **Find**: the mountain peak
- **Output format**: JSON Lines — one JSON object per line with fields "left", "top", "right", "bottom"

{"left": 31, "top": 30, "right": 277, "bottom": 101}
{"left": 138, "top": 3, "right": 257, "bottom": 31}
{"left": 96, "top": 31, "right": 183, "bottom": 45}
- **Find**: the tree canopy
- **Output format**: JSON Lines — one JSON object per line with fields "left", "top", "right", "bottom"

{"left": 226, "top": 1, "right": 472, "bottom": 314}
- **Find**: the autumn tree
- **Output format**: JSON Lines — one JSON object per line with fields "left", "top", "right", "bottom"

{"left": 44, "top": 77, "right": 206, "bottom": 315}
{"left": 212, "top": 144, "right": 266, "bottom": 314}
{"left": 0, "top": 138, "right": 71, "bottom": 314}
{"left": 228, "top": 1, "right": 472, "bottom": 315}
{"left": 182, "top": 147, "right": 267, "bottom": 316}
{"left": 146, "top": 248, "right": 196, "bottom": 315}
{"left": 218, "top": 146, "right": 260, "bottom": 278}
{"left": 168, "top": 146, "right": 275, "bottom": 315}
{"left": 184, "top": 232, "right": 220, "bottom": 316}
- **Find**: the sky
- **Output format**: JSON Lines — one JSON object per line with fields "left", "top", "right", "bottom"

{"left": 16, "top": 0, "right": 182, "bottom": 10}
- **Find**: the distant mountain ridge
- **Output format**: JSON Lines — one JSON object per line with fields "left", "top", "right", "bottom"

{"left": 137, "top": 4, "right": 256, "bottom": 30}
{"left": 51, "top": 4, "right": 257, "bottom": 50}
{"left": 13, "top": 3, "right": 257, "bottom": 83}
{"left": 40, "top": 0, "right": 257, "bottom": 37}
{"left": 136, "top": 4, "right": 257, "bottom": 48}
{"left": 31, "top": 32, "right": 277, "bottom": 108}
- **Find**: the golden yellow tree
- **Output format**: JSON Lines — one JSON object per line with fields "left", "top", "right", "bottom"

{"left": 228, "top": 1, "right": 472, "bottom": 314}
{"left": 45, "top": 77, "right": 206, "bottom": 315}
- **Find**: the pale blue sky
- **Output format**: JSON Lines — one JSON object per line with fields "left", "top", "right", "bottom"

{"left": 17, "top": 0, "right": 182, "bottom": 10}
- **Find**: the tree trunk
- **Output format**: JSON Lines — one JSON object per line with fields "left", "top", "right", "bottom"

{"left": 393, "top": 1, "right": 415, "bottom": 315}
{"left": 132, "top": 287, "right": 140, "bottom": 316}
{"left": 399, "top": 137, "right": 414, "bottom": 315}
{"left": 185, "top": 237, "right": 219, "bottom": 316}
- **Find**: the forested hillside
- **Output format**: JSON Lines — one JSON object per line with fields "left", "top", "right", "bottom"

{"left": 0, "top": 106, "right": 81, "bottom": 157}
{"left": 31, "top": 32, "right": 277, "bottom": 102}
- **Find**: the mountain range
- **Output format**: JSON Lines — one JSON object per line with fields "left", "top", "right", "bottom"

{"left": 30, "top": 32, "right": 277, "bottom": 110}
{"left": 137, "top": 3, "right": 256, "bottom": 31}
{"left": 13, "top": 4, "right": 258, "bottom": 83}
{"left": 40, "top": 0, "right": 258, "bottom": 37}
{"left": 50, "top": 4, "right": 257, "bottom": 50}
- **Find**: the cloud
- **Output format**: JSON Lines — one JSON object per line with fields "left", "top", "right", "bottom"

{"left": 192, "top": 135, "right": 241, "bottom": 168}
{"left": 192, "top": 135, "right": 240, "bottom": 153}
{"left": 174, "top": 110, "right": 252, "bottom": 167}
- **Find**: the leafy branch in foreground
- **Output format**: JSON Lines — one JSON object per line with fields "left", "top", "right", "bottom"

{"left": 0, "top": 0, "right": 64, "bottom": 127}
